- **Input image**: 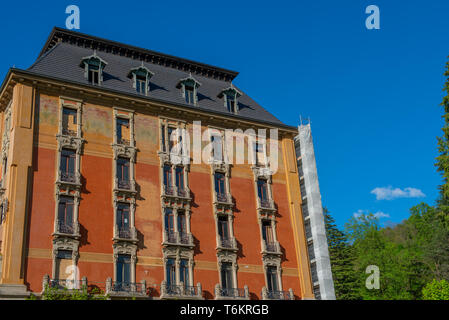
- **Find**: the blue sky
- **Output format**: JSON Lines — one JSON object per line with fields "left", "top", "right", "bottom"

{"left": 1, "top": 0, "right": 448, "bottom": 228}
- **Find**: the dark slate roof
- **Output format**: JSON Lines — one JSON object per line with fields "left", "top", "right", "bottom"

{"left": 27, "top": 28, "right": 286, "bottom": 127}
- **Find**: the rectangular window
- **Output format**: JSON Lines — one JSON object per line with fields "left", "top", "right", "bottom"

{"left": 218, "top": 216, "right": 230, "bottom": 246}
{"left": 116, "top": 118, "right": 130, "bottom": 145}
{"left": 136, "top": 76, "right": 146, "bottom": 94}
{"left": 257, "top": 179, "right": 268, "bottom": 201}
{"left": 211, "top": 135, "right": 223, "bottom": 161}
{"left": 262, "top": 220, "right": 274, "bottom": 243}
{"left": 167, "top": 127, "right": 175, "bottom": 152}
{"left": 220, "top": 262, "right": 233, "bottom": 290}
{"left": 62, "top": 107, "right": 77, "bottom": 135}
{"left": 179, "top": 259, "right": 189, "bottom": 287}
{"left": 163, "top": 165, "right": 173, "bottom": 194}
{"left": 214, "top": 172, "right": 226, "bottom": 202}
{"left": 166, "top": 258, "right": 176, "bottom": 286}
{"left": 164, "top": 208, "right": 176, "bottom": 243}
{"left": 175, "top": 167, "right": 184, "bottom": 194}
{"left": 58, "top": 196, "right": 74, "bottom": 234}
{"left": 117, "top": 157, "right": 130, "bottom": 189}
{"left": 226, "top": 95, "right": 236, "bottom": 113}
{"left": 185, "top": 86, "right": 194, "bottom": 104}
{"left": 161, "top": 124, "right": 166, "bottom": 152}
{"left": 116, "top": 254, "right": 131, "bottom": 284}
{"left": 56, "top": 250, "right": 73, "bottom": 281}
{"left": 60, "top": 148, "right": 76, "bottom": 182}
{"left": 266, "top": 266, "right": 279, "bottom": 292}
{"left": 88, "top": 65, "right": 100, "bottom": 85}
{"left": 116, "top": 203, "right": 130, "bottom": 234}
{"left": 254, "top": 142, "right": 265, "bottom": 165}
{"left": 177, "top": 211, "right": 187, "bottom": 235}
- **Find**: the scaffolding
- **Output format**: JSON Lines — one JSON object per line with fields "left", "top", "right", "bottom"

{"left": 294, "top": 121, "right": 335, "bottom": 300}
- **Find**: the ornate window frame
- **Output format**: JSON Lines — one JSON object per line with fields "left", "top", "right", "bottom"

{"left": 56, "top": 98, "right": 84, "bottom": 186}
{"left": 79, "top": 50, "right": 108, "bottom": 85}
{"left": 112, "top": 242, "right": 137, "bottom": 284}
{"left": 218, "top": 84, "right": 242, "bottom": 114}
{"left": 162, "top": 247, "right": 195, "bottom": 287}
{"left": 158, "top": 117, "right": 190, "bottom": 200}
{"left": 51, "top": 237, "right": 80, "bottom": 280}
{"left": 214, "top": 251, "right": 249, "bottom": 300}
{"left": 176, "top": 73, "right": 201, "bottom": 106}
{"left": 52, "top": 98, "right": 84, "bottom": 264}
{"left": 128, "top": 63, "right": 154, "bottom": 95}
{"left": 112, "top": 108, "right": 137, "bottom": 194}
{"left": 161, "top": 205, "right": 193, "bottom": 247}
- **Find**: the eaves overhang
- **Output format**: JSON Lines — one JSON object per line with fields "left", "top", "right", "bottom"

{"left": 0, "top": 68, "right": 298, "bottom": 135}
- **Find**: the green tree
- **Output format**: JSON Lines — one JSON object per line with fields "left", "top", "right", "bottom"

{"left": 422, "top": 279, "right": 449, "bottom": 300}
{"left": 435, "top": 59, "right": 449, "bottom": 213}
{"left": 324, "top": 209, "right": 359, "bottom": 300}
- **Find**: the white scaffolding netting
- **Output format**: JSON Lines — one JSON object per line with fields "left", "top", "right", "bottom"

{"left": 297, "top": 123, "right": 335, "bottom": 300}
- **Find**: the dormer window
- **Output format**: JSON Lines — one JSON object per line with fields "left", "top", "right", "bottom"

{"left": 80, "top": 51, "right": 107, "bottom": 86}
{"left": 177, "top": 74, "right": 201, "bottom": 106}
{"left": 219, "top": 85, "right": 242, "bottom": 114}
{"left": 128, "top": 63, "right": 154, "bottom": 95}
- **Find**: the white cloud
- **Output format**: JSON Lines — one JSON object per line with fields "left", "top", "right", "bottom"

{"left": 353, "top": 209, "right": 390, "bottom": 219}
{"left": 370, "top": 186, "right": 425, "bottom": 201}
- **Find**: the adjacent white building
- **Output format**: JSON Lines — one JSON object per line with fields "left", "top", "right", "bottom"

{"left": 294, "top": 123, "right": 336, "bottom": 300}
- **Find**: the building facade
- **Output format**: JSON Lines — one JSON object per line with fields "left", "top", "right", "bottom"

{"left": 0, "top": 28, "right": 314, "bottom": 300}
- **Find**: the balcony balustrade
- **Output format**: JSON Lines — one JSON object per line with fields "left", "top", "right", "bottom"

{"left": 60, "top": 171, "right": 77, "bottom": 183}
{"left": 62, "top": 128, "right": 77, "bottom": 136}
{"left": 214, "top": 284, "right": 249, "bottom": 300}
{"left": 160, "top": 281, "right": 203, "bottom": 299}
{"left": 216, "top": 192, "right": 228, "bottom": 203}
{"left": 42, "top": 275, "right": 87, "bottom": 293}
{"left": 262, "top": 287, "right": 294, "bottom": 300}
{"left": 114, "top": 226, "right": 137, "bottom": 241}
{"left": 164, "top": 231, "right": 193, "bottom": 246}
{"left": 262, "top": 240, "right": 281, "bottom": 254}
{"left": 106, "top": 278, "right": 147, "bottom": 297}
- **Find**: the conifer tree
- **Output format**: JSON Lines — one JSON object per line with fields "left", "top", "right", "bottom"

{"left": 324, "top": 208, "right": 359, "bottom": 300}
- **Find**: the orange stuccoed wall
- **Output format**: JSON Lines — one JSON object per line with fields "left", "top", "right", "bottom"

{"left": 1, "top": 86, "right": 313, "bottom": 299}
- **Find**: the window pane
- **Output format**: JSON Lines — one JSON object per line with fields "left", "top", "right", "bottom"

{"left": 258, "top": 179, "right": 268, "bottom": 200}
{"left": 117, "top": 254, "right": 131, "bottom": 283}
{"left": 117, "top": 158, "right": 130, "bottom": 181}
{"left": 117, "top": 203, "right": 130, "bottom": 229}
{"left": 267, "top": 267, "right": 278, "bottom": 292}
{"left": 214, "top": 173, "right": 225, "bottom": 194}
{"left": 161, "top": 125, "right": 166, "bottom": 152}
{"left": 221, "top": 262, "right": 233, "bottom": 289}
{"left": 177, "top": 212, "right": 186, "bottom": 234}
{"left": 175, "top": 167, "right": 184, "bottom": 190}
{"left": 164, "top": 208, "right": 174, "bottom": 232}
{"left": 180, "top": 259, "right": 189, "bottom": 286}
{"left": 218, "top": 216, "right": 229, "bottom": 239}
{"left": 166, "top": 258, "right": 176, "bottom": 286}
{"left": 164, "top": 165, "right": 172, "bottom": 187}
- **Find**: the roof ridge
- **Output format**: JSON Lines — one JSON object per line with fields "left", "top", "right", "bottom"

{"left": 38, "top": 27, "right": 239, "bottom": 82}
